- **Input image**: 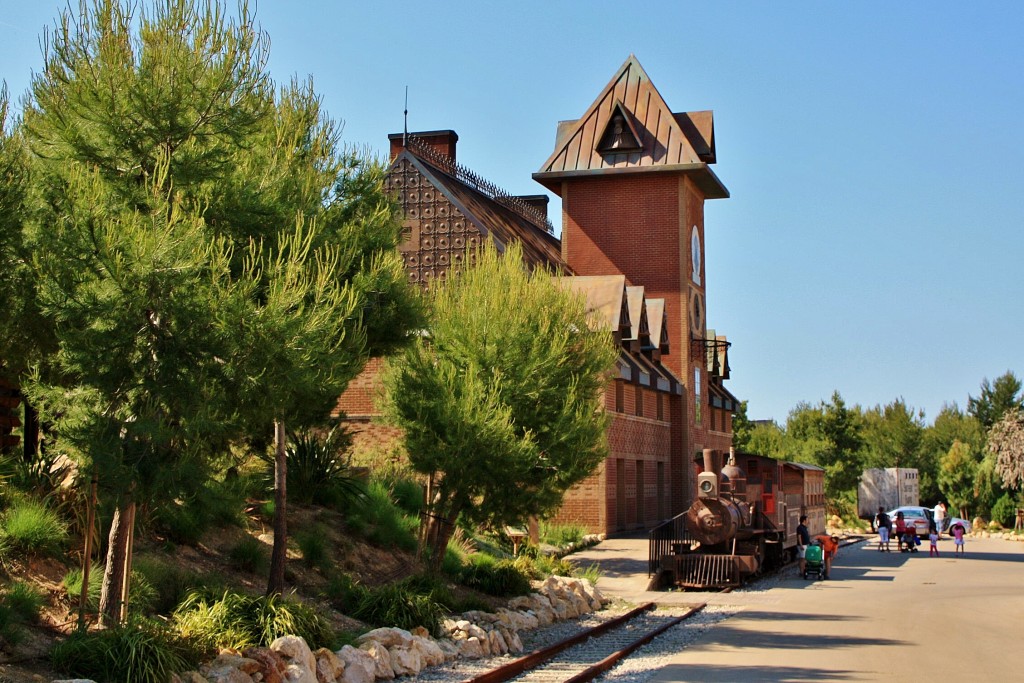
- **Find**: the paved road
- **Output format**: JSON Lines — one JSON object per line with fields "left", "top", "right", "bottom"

{"left": 569, "top": 534, "right": 1024, "bottom": 682}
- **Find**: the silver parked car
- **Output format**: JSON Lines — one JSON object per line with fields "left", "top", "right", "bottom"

{"left": 887, "top": 506, "right": 971, "bottom": 537}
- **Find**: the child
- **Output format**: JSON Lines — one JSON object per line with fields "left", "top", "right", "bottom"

{"left": 928, "top": 527, "right": 939, "bottom": 557}
{"left": 953, "top": 523, "right": 965, "bottom": 556}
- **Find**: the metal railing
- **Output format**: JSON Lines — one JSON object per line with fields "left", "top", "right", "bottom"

{"left": 648, "top": 513, "right": 696, "bottom": 576}
{"left": 406, "top": 136, "right": 556, "bottom": 235}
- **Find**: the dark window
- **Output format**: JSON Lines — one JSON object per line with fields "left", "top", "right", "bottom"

{"left": 615, "top": 382, "right": 624, "bottom": 412}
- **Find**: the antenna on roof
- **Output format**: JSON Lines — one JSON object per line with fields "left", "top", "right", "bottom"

{"left": 403, "top": 86, "right": 408, "bottom": 147}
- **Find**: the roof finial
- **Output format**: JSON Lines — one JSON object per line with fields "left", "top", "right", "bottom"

{"left": 403, "top": 86, "right": 409, "bottom": 147}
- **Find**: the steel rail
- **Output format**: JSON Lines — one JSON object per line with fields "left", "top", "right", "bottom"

{"left": 561, "top": 603, "right": 706, "bottom": 683}
{"left": 463, "top": 603, "right": 656, "bottom": 683}
{"left": 463, "top": 601, "right": 707, "bottom": 683}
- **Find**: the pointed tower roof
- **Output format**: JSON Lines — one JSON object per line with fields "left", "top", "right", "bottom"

{"left": 534, "top": 55, "right": 728, "bottom": 199}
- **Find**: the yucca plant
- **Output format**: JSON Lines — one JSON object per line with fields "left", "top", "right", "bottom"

{"left": 272, "top": 427, "right": 366, "bottom": 508}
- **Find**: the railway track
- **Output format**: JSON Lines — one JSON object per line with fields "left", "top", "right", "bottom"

{"left": 461, "top": 602, "right": 706, "bottom": 683}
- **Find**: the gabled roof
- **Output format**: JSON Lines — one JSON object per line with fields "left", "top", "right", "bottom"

{"left": 624, "top": 285, "right": 651, "bottom": 349}
{"left": 644, "top": 298, "right": 670, "bottom": 357}
{"left": 558, "top": 275, "right": 631, "bottom": 342}
{"left": 394, "top": 149, "right": 564, "bottom": 271}
{"left": 533, "top": 55, "right": 728, "bottom": 199}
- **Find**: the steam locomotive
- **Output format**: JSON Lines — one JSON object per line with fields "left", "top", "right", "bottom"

{"left": 652, "top": 448, "right": 826, "bottom": 589}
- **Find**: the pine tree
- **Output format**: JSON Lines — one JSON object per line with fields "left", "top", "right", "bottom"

{"left": 18, "top": 0, "right": 419, "bottom": 616}
{"left": 383, "top": 244, "right": 617, "bottom": 569}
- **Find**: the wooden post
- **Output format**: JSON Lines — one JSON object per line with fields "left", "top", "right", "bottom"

{"left": 77, "top": 469, "right": 99, "bottom": 631}
{"left": 118, "top": 499, "right": 136, "bottom": 623}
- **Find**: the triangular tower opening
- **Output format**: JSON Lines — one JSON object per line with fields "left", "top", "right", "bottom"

{"left": 597, "top": 102, "right": 642, "bottom": 153}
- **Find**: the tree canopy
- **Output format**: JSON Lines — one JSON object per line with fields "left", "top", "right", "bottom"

{"left": 987, "top": 408, "right": 1024, "bottom": 492}
{"left": 968, "top": 371, "right": 1023, "bottom": 429}
{"left": 13, "top": 0, "right": 420, "bottom": 610}
{"left": 383, "top": 243, "right": 617, "bottom": 567}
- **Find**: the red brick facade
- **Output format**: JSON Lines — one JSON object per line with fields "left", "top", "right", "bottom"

{"left": 338, "top": 55, "right": 738, "bottom": 537}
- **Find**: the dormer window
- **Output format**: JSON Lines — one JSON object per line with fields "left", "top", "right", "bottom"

{"left": 597, "top": 104, "right": 642, "bottom": 153}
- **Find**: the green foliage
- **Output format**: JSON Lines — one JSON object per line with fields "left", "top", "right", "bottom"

{"left": 277, "top": 427, "right": 366, "bottom": 508}
{"left": 50, "top": 618, "right": 204, "bottom": 683}
{"left": 173, "top": 590, "right": 334, "bottom": 651}
{"left": 576, "top": 563, "right": 602, "bottom": 586}
{"left": 62, "top": 563, "right": 102, "bottom": 612}
{"left": 0, "top": 498, "right": 68, "bottom": 558}
{"left": 458, "top": 555, "right": 532, "bottom": 597}
{"left": 938, "top": 440, "right": 980, "bottom": 518}
{"left": 323, "top": 573, "right": 369, "bottom": 613}
{"left": 346, "top": 479, "right": 418, "bottom": 551}
{"left": 539, "top": 521, "right": 586, "bottom": 548}
{"left": 384, "top": 243, "right": 617, "bottom": 566}
{"left": 351, "top": 581, "right": 446, "bottom": 636}
{"left": 513, "top": 552, "right": 574, "bottom": 580}
{"left": 387, "top": 476, "right": 424, "bottom": 516}
{"left": 133, "top": 555, "right": 207, "bottom": 616}
{"left": 0, "top": 581, "right": 45, "bottom": 647}
{"left": 227, "top": 536, "right": 269, "bottom": 574}
{"left": 968, "top": 372, "right": 1023, "bottom": 429}
{"left": 295, "top": 526, "right": 330, "bottom": 570}
{"left": 786, "top": 393, "right": 865, "bottom": 500}
{"left": 990, "top": 493, "right": 1018, "bottom": 527}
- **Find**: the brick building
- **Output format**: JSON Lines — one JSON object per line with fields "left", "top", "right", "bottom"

{"left": 337, "top": 55, "right": 738, "bottom": 535}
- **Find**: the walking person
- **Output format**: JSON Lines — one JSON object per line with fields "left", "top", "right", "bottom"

{"left": 875, "top": 506, "right": 891, "bottom": 552}
{"left": 797, "top": 515, "right": 811, "bottom": 575}
{"left": 952, "top": 522, "right": 966, "bottom": 556}
{"left": 933, "top": 501, "right": 947, "bottom": 534}
{"left": 894, "top": 511, "right": 907, "bottom": 552}
{"left": 928, "top": 522, "right": 939, "bottom": 557}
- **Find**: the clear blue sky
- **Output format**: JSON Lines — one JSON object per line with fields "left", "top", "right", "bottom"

{"left": 3, "top": 1, "right": 1022, "bottom": 424}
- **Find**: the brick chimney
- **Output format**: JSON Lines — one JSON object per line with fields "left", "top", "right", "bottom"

{"left": 389, "top": 129, "right": 458, "bottom": 162}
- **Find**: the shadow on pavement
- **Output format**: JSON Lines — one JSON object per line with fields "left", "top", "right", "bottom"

{"left": 652, "top": 663, "right": 863, "bottom": 682}
{"left": 699, "top": 621, "right": 910, "bottom": 651}
{"left": 734, "top": 610, "right": 866, "bottom": 622}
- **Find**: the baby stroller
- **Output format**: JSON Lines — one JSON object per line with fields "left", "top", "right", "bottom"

{"left": 803, "top": 542, "right": 825, "bottom": 580}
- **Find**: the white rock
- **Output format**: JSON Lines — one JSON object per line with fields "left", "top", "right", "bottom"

{"left": 457, "top": 636, "right": 486, "bottom": 659}
{"left": 271, "top": 635, "right": 317, "bottom": 683}
{"left": 356, "top": 627, "right": 414, "bottom": 650}
{"left": 314, "top": 647, "right": 346, "bottom": 683}
{"left": 335, "top": 645, "right": 376, "bottom": 683}
{"left": 488, "top": 629, "right": 508, "bottom": 655}
{"left": 358, "top": 642, "right": 395, "bottom": 680}
{"left": 410, "top": 635, "right": 446, "bottom": 667}
{"left": 388, "top": 645, "right": 423, "bottom": 676}
{"left": 507, "top": 629, "right": 524, "bottom": 654}
{"left": 437, "top": 639, "right": 461, "bottom": 662}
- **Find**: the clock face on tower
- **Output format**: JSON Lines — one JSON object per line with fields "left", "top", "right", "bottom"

{"left": 689, "top": 288, "right": 705, "bottom": 337}
{"left": 690, "top": 226, "right": 701, "bottom": 286}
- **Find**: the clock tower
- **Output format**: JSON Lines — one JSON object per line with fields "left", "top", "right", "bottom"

{"left": 534, "top": 55, "right": 732, "bottom": 514}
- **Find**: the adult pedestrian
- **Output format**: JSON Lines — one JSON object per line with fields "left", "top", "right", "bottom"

{"left": 933, "top": 501, "right": 947, "bottom": 533}
{"left": 797, "top": 515, "right": 811, "bottom": 575}
{"left": 875, "top": 506, "right": 891, "bottom": 552}
{"left": 814, "top": 534, "right": 840, "bottom": 579}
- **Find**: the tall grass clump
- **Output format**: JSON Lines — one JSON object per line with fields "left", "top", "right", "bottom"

{"left": 227, "top": 536, "right": 268, "bottom": 574}
{"left": 173, "top": 590, "right": 334, "bottom": 650}
{"left": 539, "top": 521, "right": 587, "bottom": 548}
{"left": 133, "top": 555, "right": 208, "bottom": 616}
{"left": 346, "top": 479, "right": 418, "bottom": 552}
{"left": 350, "top": 580, "right": 446, "bottom": 636}
{"left": 0, "top": 498, "right": 68, "bottom": 558}
{"left": 62, "top": 565, "right": 157, "bottom": 616}
{"left": 458, "top": 554, "right": 532, "bottom": 597}
{"left": 0, "top": 581, "right": 45, "bottom": 646}
{"left": 50, "top": 618, "right": 203, "bottom": 683}
{"left": 295, "top": 526, "right": 330, "bottom": 570}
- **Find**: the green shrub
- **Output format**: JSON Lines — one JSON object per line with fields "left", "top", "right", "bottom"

{"left": 62, "top": 565, "right": 158, "bottom": 616}
{"left": 173, "top": 590, "right": 334, "bottom": 651}
{"left": 539, "top": 521, "right": 586, "bottom": 548}
{"left": 50, "top": 618, "right": 204, "bottom": 683}
{"left": 513, "top": 552, "right": 574, "bottom": 580}
{"left": 0, "top": 498, "right": 68, "bottom": 558}
{"left": 133, "top": 557, "right": 203, "bottom": 616}
{"left": 151, "top": 501, "right": 206, "bottom": 546}
{"left": 399, "top": 573, "right": 456, "bottom": 610}
{"left": 991, "top": 494, "right": 1017, "bottom": 528}
{"left": 295, "top": 526, "right": 330, "bottom": 571}
{"left": 228, "top": 536, "right": 268, "bottom": 574}
{"left": 387, "top": 477, "right": 423, "bottom": 515}
{"left": 323, "top": 573, "right": 368, "bottom": 613}
{"left": 459, "top": 555, "right": 532, "bottom": 597}
{"left": 347, "top": 480, "right": 418, "bottom": 552}
{"left": 576, "top": 562, "right": 602, "bottom": 586}
{"left": 62, "top": 563, "right": 102, "bottom": 612}
{"left": 351, "top": 581, "right": 446, "bottom": 637}
{"left": 0, "top": 581, "right": 45, "bottom": 647}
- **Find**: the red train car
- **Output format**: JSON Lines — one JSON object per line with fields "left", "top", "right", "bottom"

{"left": 650, "top": 449, "right": 825, "bottom": 589}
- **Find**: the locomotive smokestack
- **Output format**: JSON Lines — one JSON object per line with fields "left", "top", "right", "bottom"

{"left": 703, "top": 448, "right": 722, "bottom": 479}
